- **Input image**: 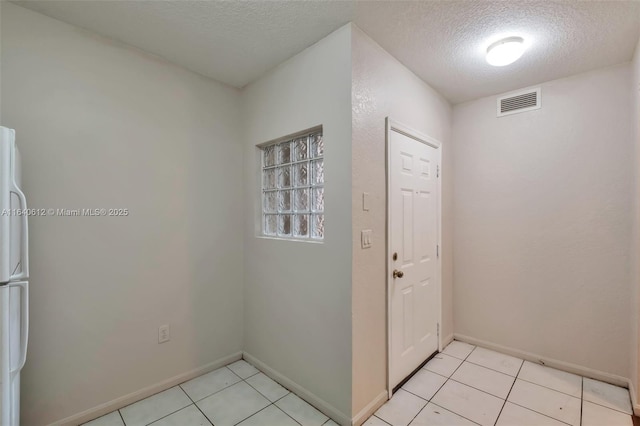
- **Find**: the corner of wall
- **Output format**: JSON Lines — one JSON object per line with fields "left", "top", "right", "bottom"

{"left": 240, "top": 22, "right": 354, "bottom": 421}
{"left": 631, "top": 35, "right": 640, "bottom": 411}
{"left": 350, "top": 24, "right": 453, "bottom": 421}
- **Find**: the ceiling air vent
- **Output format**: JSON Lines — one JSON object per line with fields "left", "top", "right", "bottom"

{"left": 497, "top": 88, "right": 541, "bottom": 117}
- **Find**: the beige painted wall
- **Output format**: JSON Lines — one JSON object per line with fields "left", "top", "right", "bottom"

{"left": 631, "top": 37, "right": 640, "bottom": 411}
{"left": 351, "top": 26, "right": 453, "bottom": 418}
{"left": 241, "top": 25, "right": 353, "bottom": 422}
{"left": 1, "top": 4, "right": 244, "bottom": 425}
{"left": 453, "top": 64, "right": 634, "bottom": 379}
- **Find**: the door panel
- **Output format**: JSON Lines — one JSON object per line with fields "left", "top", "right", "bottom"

{"left": 402, "top": 288, "right": 413, "bottom": 353}
{"left": 401, "top": 190, "right": 413, "bottom": 263}
{"left": 389, "top": 128, "right": 440, "bottom": 390}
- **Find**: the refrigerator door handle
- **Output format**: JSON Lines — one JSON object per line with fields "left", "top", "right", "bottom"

{"left": 9, "top": 184, "right": 28, "bottom": 281}
{"left": 7, "top": 281, "right": 28, "bottom": 375}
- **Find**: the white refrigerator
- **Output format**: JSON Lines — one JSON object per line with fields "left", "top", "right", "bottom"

{"left": 0, "top": 127, "right": 29, "bottom": 426}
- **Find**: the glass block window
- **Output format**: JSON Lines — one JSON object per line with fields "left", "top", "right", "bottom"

{"left": 261, "top": 130, "right": 324, "bottom": 240}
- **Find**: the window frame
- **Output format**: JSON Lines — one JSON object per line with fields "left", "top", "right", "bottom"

{"left": 258, "top": 126, "right": 324, "bottom": 242}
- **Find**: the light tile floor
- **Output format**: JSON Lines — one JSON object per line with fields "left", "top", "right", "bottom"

{"left": 83, "top": 343, "right": 635, "bottom": 426}
{"left": 83, "top": 359, "right": 337, "bottom": 426}
{"left": 367, "top": 340, "right": 634, "bottom": 426}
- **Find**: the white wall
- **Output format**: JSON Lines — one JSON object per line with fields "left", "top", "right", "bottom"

{"left": 7, "top": 3, "right": 636, "bottom": 423}
{"left": 241, "top": 25, "right": 353, "bottom": 423}
{"left": 351, "top": 26, "right": 453, "bottom": 421}
{"left": 453, "top": 64, "right": 634, "bottom": 379}
{"left": 0, "top": 1, "right": 3, "bottom": 123}
{"left": 631, "top": 37, "right": 640, "bottom": 411}
{"left": 1, "top": 4, "right": 244, "bottom": 425}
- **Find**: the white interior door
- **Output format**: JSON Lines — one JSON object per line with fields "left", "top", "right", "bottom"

{"left": 388, "top": 121, "right": 441, "bottom": 391}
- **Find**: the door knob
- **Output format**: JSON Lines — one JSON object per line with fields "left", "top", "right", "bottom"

{"left": 393, "top": 269, "right": 404, "bottom": 279}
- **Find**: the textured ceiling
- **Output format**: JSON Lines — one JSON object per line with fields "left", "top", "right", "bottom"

{"left": 10, "top": 1, "right": 640, "bottom": 103}
{"left": 354, "top": 1, "right": 640, "bottom": 103}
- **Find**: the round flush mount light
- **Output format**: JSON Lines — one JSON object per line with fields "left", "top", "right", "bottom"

{"left": 486, "top": 36, "right": 525, "bottom": 66}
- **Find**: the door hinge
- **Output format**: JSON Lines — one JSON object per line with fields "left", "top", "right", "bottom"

{"left": 436, "top": 245, "right": 439, "bottom": 258}
{"left": 437, "top": 323, "right": 440, "bottom": 339}
{"left": 437, "top": 165, "right": 440, "bottom": 178}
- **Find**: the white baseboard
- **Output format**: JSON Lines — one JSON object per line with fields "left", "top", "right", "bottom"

{"left": 353, "top": 334, "right": 452, "bottom": 425}
{"left": 628, "top": 377, "right": 640, "bottom": 416}
{"left": 351, "top": 391, "right": 387, "bottom": 426}
{"left": 454, "top": 334, "right": 630, "bottom": 388}
{"left": 242, "top": 352, "right": 351, "bottom": 426}
{"left": 51, "top": 351, "right": 243, "bottom": 426}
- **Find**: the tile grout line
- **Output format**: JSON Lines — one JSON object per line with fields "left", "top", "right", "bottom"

{"left": 244, "top": 367, "right": 311, "bottom": 426}
{"left": 492, "top": 358, "right": 524, "bottom": 426}
{"left": 178, "top": 384, "right": 214, "bottom": 426}
{"left": 580, "top": 377, "right": 584, "bottom": 426}
{"left": 230, "top": 403, "right": 276, "bottom": 426}
{"left": 450, "top": 353, "right": 592, "bottom": 423}
{"left": 181, "top": 360, "right": 303, "bottom": 426}
{"left": 116, "top": 385, "right": 193, "bottom": 426}
{"left": 184, "top": 367, "right": 244, "bottom": 404}
{"left": 243, "top": 371, "right": 291, "bottom": 405}
{"left": 403, "top": 344, "right": 477, "bottom": 425}
{"left": 398, "top": 391, "right": 428, "bottom": 426}
{"left": 143, "top": 403, "right": 194, "bottom": 426}
{"left": 230, "top": 362, "right": 304, "bottom": 426}
{"left": 267, "top": 397, "right": 304, "bottom": 426}
{"left": 101, "top": 346, "right": 630, "bottom": 426}
{"left": 503, "top": 361, "right": 633, "bottom": 417}
{"left": 238, "top": 359, "right": 334, "bottom": 426}
{"left": 241, "top": 372, "right": 303, "bottom": 425}
{"left": 226, "top": 365, "right": 244, "bottom": 381}
{"left": 428, "top": 401, "right": 482, "bottom": 425}
{"left": 515, "top": 376, "right": 582, "bottom": 399}
{"left": 505, "top": 400, "right": 572, "bottom": 425}
{"left": 172, "top": 362, "right": 262, "bottom": 426}
{"left": 372, "top": 414, "right": 393, "bottom": 425}
{"left": 275, "top": 395, "right": 326, "bottom": 426}
{"left": 236, "top": 359, "right": 331, "bottom": 425}
{"left": 508, "top": 401, "right": 572, "bottom": 426}
{"left": 464, "top": 356, "right": 632, "bottom": 415}
{"left": 400, "top": 388, "right": 430, "bottom": 402}
{"left": 443, "top": 377, "right": 511, "bottom": 401}
{"left": 86, "top": 386, "right": 197, "bottom": 425}
{"left": 463, "top": 358, "right": 521, "bottom": 378}
{"left": 403, "top": 357, "right": 459, "bottom": 424}
{"left": 581, "top": 397, "right": 634, "bottom": 416}
{"left": 138, "top": 387, "right": 194, "bottom": 426}
{"left": 426, "top": 345, "right": 486, "bottom": 425}
{"left": 500, "top": 360, "right": 579, "bottom": 426}
{"left": 422, "top": 367, "right": 574, "bottom": 425}
{"left": 188, "top": 380, "right": 241, "bottom": 404}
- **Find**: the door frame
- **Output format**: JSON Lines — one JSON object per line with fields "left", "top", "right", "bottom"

{"left": 386, "top": 117, "right": 443, "bottom": 398}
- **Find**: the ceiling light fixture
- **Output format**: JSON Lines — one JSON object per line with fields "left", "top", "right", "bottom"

{"left": 486, "top": 36, "right": 525, "bottom": 66}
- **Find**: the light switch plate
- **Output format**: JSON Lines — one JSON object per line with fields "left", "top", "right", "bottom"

{"left": 361, "top": 229, "right": 372, "bottom": 249}
{"left": 362, "top": 192, "right": 370, "bottom": 211}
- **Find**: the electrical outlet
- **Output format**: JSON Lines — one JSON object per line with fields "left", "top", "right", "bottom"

{"left": 158, "top": 324, "right": 170, "bottom": 344}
